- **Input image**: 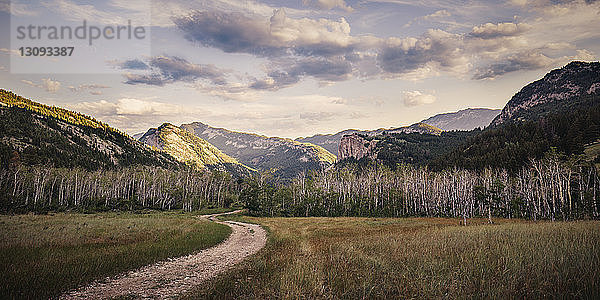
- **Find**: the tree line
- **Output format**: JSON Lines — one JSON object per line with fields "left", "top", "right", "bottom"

{"left": 0, "top": 166, "right": 241, "bottom": 213}
{"left": 243, "top": 151, "right": 599, "bottom": 222}
{"left": 1, "top": 151, "right": 598, "bottom": 221}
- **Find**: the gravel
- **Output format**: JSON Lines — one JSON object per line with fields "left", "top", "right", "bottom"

{"left": 60, "top": 211, "right": 266, "bottom": 299}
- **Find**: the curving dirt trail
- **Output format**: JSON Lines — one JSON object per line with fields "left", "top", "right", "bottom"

{"left": 60, "top": 210, "right": 266, "bottom": 299}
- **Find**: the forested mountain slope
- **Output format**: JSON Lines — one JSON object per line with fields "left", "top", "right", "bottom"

{"left": 139, "top": 123, "right": 255, "bottom": 176}
{"left": 0, "top": 89, "right": 179, "bottom": 170}
{"left": 337, "top": 61, "right": 600, "bottom": 171}
{"left": 180, "top": 122, "right": 336, "bottom": 179}
{"left": 491, "top": 61, "right": 600, "bottom": 127}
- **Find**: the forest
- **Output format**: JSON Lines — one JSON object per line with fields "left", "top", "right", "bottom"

{"left": 2, "top": 149, "right": 598, "bottom": 222}
{"left": 0, "top": 166, "right": 241, "bottom": 213}
{"left": 243, "top": 151, "right": 599, "bottom": 221}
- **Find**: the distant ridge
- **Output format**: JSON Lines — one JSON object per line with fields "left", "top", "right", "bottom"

{"left": 421, "top": 108, "right": 500, "bottom": 131}
{"left": 180, "top": 122, "right": 336, "bottom": 179}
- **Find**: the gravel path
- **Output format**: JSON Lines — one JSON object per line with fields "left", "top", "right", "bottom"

{"left": 60, "top": 210, "right": 266, "bottom": 299}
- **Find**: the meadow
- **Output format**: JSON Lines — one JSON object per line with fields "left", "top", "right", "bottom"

{"left": 0, "top": 211, "right": 231, "bottom": 299}
{"left": 189, "top": 216, "right": 600, "bottom": 299}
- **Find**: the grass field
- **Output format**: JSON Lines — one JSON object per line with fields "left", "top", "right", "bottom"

{"left": 0, "top": 211, "right": 231, "bottom": 299}
{"left": 189, "top": 216, "right": 600, "bottom": 299}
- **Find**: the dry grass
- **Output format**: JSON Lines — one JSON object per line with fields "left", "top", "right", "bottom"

{"left": 0, "top": 211, "right": 231, "bottom": 299}
{"left": 189, "top": 216, "right": 600, "bottom": 299}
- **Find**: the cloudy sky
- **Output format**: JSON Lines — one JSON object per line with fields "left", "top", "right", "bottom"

{"left": 0, "top": 0, "right": 598, "bottom": 138}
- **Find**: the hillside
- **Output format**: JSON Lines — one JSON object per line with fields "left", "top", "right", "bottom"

{"left": 431, "top": 104, "right": 600, "bottom": 171}
{"left": 422, "top": 108, "right": 500, "bottom": 131}
{"left": 297, "top": 122, "right": 442, "bottom": 156}
{"left": 491, "top": 61, "right": 600, "bottom": 127}
{"left": 139, "top": 123, "right": 254, "bottom": 176}
{"left": 337, "top": 61, "right": 600, "bottom": 170}
{"left": 0, "top": 89, "right": 178, "bottom": 170}
{"left": 180, "top": 122, "right": 336, "bottom": 179}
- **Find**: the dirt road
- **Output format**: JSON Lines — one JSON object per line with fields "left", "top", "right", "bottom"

{"left": 61, "top": 210, "right": 266, "bottom": 299}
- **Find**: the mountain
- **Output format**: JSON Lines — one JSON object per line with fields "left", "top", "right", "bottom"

{"left": 296, "top": 122, "right": 442, "bottom": 156}
{"left": 180, "top": 122, "right": 336, "bottom": 179}
{"left": 421, "top": 108, "right": 500, "bottom": 131}
{"left": 338, "top": 61, "right": 600, "bottom": 170}
{"left": 490, "top": 61, "right": 600, "bottom": 127}
{"left": 132, "top": 132, "right": 145, "bottom": 140}
{"left": 298, "top": 108, "right": 499, "bottom": 157}
{"left": 431, "top": 61, "right": 600, "bottom": 170}
{"left": 139, "top": 123, "right": 254, "bottom": 176}
{"left": 0, "top": 89, "right": 178, "bottom": 170}
{"left": 431, "top": 104, "right": 600, "bottom": 171}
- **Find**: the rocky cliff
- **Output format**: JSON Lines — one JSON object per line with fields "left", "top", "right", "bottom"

{"left": 338, "top": 134, "right": 377, "bottom": 160}
{"left": 297, "top": 122, "right": 441, "bottom": 156}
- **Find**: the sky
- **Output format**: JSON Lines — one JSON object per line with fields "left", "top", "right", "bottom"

{"left": 0, "top": 0, "right": 598, "bottom": 138}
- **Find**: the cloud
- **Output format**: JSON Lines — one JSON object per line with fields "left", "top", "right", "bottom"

{"left": 41, "top": 0, "right": 150, "bottom": 25}
{"left": 422, "top": 9, "right": 451, "bottom": 20}
{"left": 71, "top": 98, "right": 186, "bottom": 117}
{"left": 0, "top": 1, "right": 40, "bottom": 16}
{"left": 21, "top": 78, "right": 61, "bottom": 93}
{"left": 41, "top": 79, "right": 61, "bottom": 93}
{"left": 0, "top": 48, "right": 21, "bottom": 56}
{"left": 122, "top": 56, "right": 230, "bottom": 86}
{"left": 470, "top": 22, "right": 532, "bottom": 39}
{"left": 377, "top": 29, "right": 468, "bottom": 76}
{"left": 68, "top": 84, "right": 110, "bottom": 95}
{"left": 299, "top": 111, "right": 337, "bottom": 121}
{"left": 250, "top": 57, "right": 353, "bottom": 90}
{"left": 173, "top": 9, "right": 361, "bottom": 57}
{"left": 404, "top": 9, "right": 451, "bottom": 27}
{"left": 302, "top": 0, "right": 354, "bottom": 12}
{"left": 472, "top": 51, "right": 554, "bottom": 79}
{"left": 119, "top": 59, "right": 149, "bottom": 70}
{"left": 403, "top": 91, "right": 436, "bottom": 106}
{"left": 123, "top": 74, "right": 165, "bottom": 86}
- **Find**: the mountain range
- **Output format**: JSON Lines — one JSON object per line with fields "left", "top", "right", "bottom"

{"left": 1, "top": 61, "right": 598, "bottom": 178}
{"left": 296, "top": 109, "right": 498, "bottom": 156}
{"left": 491, "top": 61, "right": 600, "bottom": 127}
{"left": 178, "top": 122, "right": 336, "bottom": 179}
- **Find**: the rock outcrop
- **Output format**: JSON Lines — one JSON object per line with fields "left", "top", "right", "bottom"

{"left": 338, "top": 134, "right": 377, "bottom": 161}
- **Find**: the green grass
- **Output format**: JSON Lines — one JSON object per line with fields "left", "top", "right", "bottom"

{"left": 0, "top": 211, "right": 231, "bottom": 299}
{"left": 188, "top": 217, "right": 600, "bottom": 299}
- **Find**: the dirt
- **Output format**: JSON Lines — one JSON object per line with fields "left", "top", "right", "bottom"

{"left": 60, "top": 210, "right": 266, "bottom": 299}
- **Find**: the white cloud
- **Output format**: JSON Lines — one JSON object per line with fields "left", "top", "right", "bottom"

{"left": 403, "top": 91, "right": 436, "bottom": 106}
{"left": 302, "top": 0, "right": 354, "bottom": 12}
{"left": 21, "top": 78, "right": 61, "bottom": 93}
{"left": 0, "top": 1, "right": 40, "bottom": 16}
{"left": 41, "top": 78, "right": 61, "bottom": 92}
{"left": 72, "top": 98, "right": 185, "bottom": 116}
{"left": 471, "top": 22, "right": 532, "bottom": 39}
